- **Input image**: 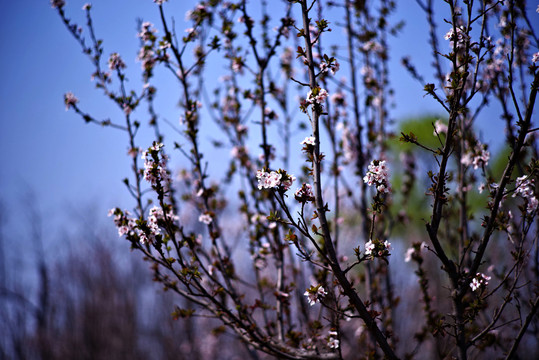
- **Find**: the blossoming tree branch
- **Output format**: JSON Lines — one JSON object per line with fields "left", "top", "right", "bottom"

{"left": 53, "top": 0, "right": 538, "bottom": 359}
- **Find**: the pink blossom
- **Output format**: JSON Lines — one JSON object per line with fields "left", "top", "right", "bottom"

{"left": 362, "top": 40, "right": 384, "bottom": 53}
{"left": 256, "top": 169, "right": 295, "bottom": 191}
{"left": 137, "top": 47, "right": 156, "bottom": 70}
{"left": 319, "top": 59, "right": 339, "bottom": 75}
{"left": 461, "top": 143, "right": 489, "bottom": 170}
{"left": 295, "top": 183, "right": 314, "bottom": 203}
{"left": 109, "top": 206, "right": 175, "bottom": 245}
{"left": 138, "top": 22, "right": 157, "bottom": 41}
{"left": 64, "top": 92, "right": 79, "bottom": 110}
{"left": 142, "top": 142, "right": 170, "bottom": 188}
{"left": 331, "top": 60, "right": 340, "bottom": 74}
{"left": 363, "top": 160, "right": 391, "bottom": 194}
{"left": 306, "top": 87, "right": 329, "bottom": 106}
{"left": 513, "top": 175, "right": 538, "bottom": 214}
{"left": 231, "top": 57, "right": 244, "bottom": 74}
{"left": 280, "top": 174, "right": 296, "bottom": 191}
{"left": 108, "top": 53, "right": 126, "bottom": 71}
{"left": 257, "top": 170, "right": 281, "bottom": 189}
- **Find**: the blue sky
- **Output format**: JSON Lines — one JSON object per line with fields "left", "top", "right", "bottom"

{"left": 1, "top": 0, "right": 536, "bottom": 268}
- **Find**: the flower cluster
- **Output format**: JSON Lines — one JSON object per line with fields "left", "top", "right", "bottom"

{"left": 136, "top": 21, "right": 169, "bottom": 80}
{"left": 108, "top": 208, "right": 137, "bottom": 238}
{"left": 185, "top": 4, "right": 208, "bottom": 22}
{"left": 470, "top": 272, "right": 491, "bottom": 292}
{"left": 461, "top": 142, "right": 489, "bottom": 170}
{"left": 319, "top": 57, "right": 340, "bottom": 75}
{"left": 301, "top": 87, "right": 328, "bottom": 112}
{"left": 138, "top": 47, "right": 157, "bottom": 72}
{"left": 300, "top": 136, "right": 315, "bottom": 146}
{"left": 363, "top": 160, "right": 390, "bottom": 194}
{"left": 108, "top": 206, "right": 176, "bottom": 245}
{"left": 306, "top": 87, "right": 328, "bottom": 105}
{"left": 108, "top": 53, "right": 126, "bottom": 71}
{"left": 304, "top": 285, "right": 327, "bottom": 306}
{"left": 444, "top": 26, "right": 469, "bottom": 50}
{"left": 327, "top": 331, "right": 339, "bottom": 349}
{"left": 294, "top": 183, "right": 315, "bottom": 203}
{"left": 64, "top": 92, "right": 79, "bottom": 110}
{"left": 513, "top": 175, "right": 538, "bottom": 214}
{"left": 138, "top": 21, "right": 157, "bottom": 42}
{"left": 256, "top": 169, "right": 295, "bottom": 191}
{"left": 365, "top": 239, "right": 391, "bottom": 258}
{"left": 142, "top": 142, "right": 170, "bottom": 188}
{"left": 362, "top": 40, "right": 385, "bottom": 54}
{"left": 231, "top": 57, "right": 244, "bottom": 74}
{"left": 198, "top": 213, "right": 213, "bottom": 225}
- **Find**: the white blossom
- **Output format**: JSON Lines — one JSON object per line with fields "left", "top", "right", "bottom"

{"left": 304, "top": 285, "right": 327, "bottom": 306}
{"left": 301, "top": 136, "right": 315, "bottom": 146}
{"left": 327, "top": 331, "right": 339, "bottom": 349}
{"left": 199, "top": 213, "right": 213, "bottom": 225}
{"left": 470, "top": 272, "right": 491, "bottom": 291}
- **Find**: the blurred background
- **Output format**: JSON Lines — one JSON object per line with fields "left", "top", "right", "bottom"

{"left": 1, "top": 1, "right": 536, "bottom": 359}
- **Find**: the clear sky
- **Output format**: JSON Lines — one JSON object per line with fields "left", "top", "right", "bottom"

{"left": 1, "top": 0, "right": 535, "bottom": 268}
